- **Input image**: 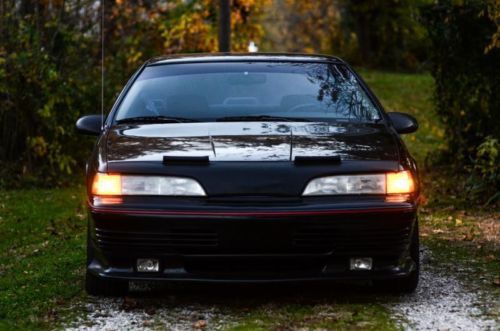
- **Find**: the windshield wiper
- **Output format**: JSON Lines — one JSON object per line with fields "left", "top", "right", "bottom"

{"left": 116, "top": 116, "right": 199, "bottom": 124}
{"left": 216, "top": 115, "right": 312, "bottom": 122}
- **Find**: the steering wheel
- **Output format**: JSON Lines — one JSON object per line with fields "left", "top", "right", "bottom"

{"left": 286, "top": 103, "right": 319, "bottom": 113}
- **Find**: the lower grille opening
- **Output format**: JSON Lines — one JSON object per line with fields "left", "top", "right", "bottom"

{"left": 184, "top": 257, "right": 325, "bottom": 277}
{"left": 293, "top": 224, "right": 411, "bottom": 255}
{"left": 95, "top": 227, "right": 219, "bottom": 251}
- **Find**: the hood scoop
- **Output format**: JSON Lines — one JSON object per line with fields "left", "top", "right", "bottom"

{"left": 294, "top": 155, "right": 341, "bottom": 165}
{"left": 163, "top": 155, "right": 210, "bottom": 165}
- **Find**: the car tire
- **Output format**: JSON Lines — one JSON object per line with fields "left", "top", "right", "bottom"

{"left": 85, "top": 230, "right": 128, "bottom": 297}
{"left": 85, "top": 271, "right": 129, "bottom": 297}
{"left": 374, "top": 219, "right": 420, "bottom": 293}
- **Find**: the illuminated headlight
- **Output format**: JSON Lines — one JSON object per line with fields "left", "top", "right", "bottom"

{"left": 92, "top": 173, "right": 206, "bottom": 196}
{"left": 302, "top": 171, "right": 414, "bottom": 196}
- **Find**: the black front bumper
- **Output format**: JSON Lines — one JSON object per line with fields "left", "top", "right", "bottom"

{"left": 87, "top": 198, "right": 418, "bottom": 283}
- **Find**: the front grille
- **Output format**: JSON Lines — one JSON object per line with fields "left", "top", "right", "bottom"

{"left": 93, "top": 212, "right": 414, "bottom": 257}
{"left": 294, "top": 222, "right": 411, "bottom": 255}
{"left": 95, "top": 227, "right": 219, "bottom": 251}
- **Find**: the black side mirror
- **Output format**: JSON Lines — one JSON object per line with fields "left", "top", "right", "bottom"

{"left": 387, "top": 112, "right": 418, "bottom": 134}
{"left": 76, "top": 115, "right": 104, "bottom": 135}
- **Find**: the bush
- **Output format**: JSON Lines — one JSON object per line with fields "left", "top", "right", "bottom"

{"left": 423, "top": 0, "right": 500, "bottom": 202}
{"left": 0, "top": 3, "right": 99, "bottom": 187}
{"left": 467, "top": 136, "right": 500, "bottom": 204}
{"left": 0, "top": 0, "right": 267, "bottom": 188}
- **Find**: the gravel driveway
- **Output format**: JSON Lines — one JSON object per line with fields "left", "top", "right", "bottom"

{"left": 387, "top": 253, "right": 498, "bottom": 330}
{"left": 65, "top": 249, "right": 499, "bottom": 331}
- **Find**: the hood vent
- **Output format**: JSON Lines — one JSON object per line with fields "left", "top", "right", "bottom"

{"left": 163, "top": 155, "right": 210, "bottom": 165}
{"left": 294, "top": 155, "right": 341, "bottom": 165}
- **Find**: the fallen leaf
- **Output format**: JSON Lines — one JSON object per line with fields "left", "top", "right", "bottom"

{"left": 44, "top": 308, "right": 58, "bottom": 322}
{"left": 463, "top": 233, "right": 474, "bottom": 241}
{"left": 143, "top": 320, "right": 154, "bottom": 327}
{"left": 121, "top": 297, "right": 138, "bottom": 310}
{"left": 485, "top": 254, "right": 496, "bottom": 261}
{"left": 145, "top": 306, "right": 156, "bottom": 315}
{"left": 193, "top": 320, "right": 207, "bottom": 329}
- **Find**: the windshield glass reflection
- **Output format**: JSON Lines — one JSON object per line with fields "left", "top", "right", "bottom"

{"left": 115, "top": 62, "right": 380, "bottom": 123}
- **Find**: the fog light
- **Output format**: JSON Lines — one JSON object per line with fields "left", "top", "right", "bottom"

{"left": 350, "top": 257, "right": 373, "bottom": 270}
{"left": 137, "top": 258, "right": 159, "bottom": 272}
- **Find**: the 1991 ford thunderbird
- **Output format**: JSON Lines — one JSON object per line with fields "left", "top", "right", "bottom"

{"left": 76, "top": 53, "right": 420, "bottom": 296}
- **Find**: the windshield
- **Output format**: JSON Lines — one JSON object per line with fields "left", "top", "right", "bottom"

{"left": 114, "top": 62, "right": 381, "bottom": 123}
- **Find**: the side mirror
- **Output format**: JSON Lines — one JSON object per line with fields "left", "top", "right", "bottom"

{"left": 76, "top": 115, "right": 104, "bottom": 135}
{"left": 387, "top": 112, "right": 418, "bottom": 134}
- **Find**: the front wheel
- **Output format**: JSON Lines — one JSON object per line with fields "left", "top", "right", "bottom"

{"left": 85, "top": 271, "right": 129, "bottom": 297}
{"left": 374, "top": 220, "right": 420, "bottom": 293}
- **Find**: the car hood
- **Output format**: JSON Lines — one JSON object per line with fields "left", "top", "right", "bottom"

{"left": 105, "top": 122, "right": 398, "bottom": 163}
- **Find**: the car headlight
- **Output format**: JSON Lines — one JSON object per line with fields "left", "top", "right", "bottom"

{"left": 302, "top": 171, "right": 414, "bottom": 196}
{"left": 92, "top": 173, "right": 206, "bottom": 196}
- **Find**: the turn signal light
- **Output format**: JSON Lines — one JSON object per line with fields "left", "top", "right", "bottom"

{"left": 92, "top": 173, "right": 122, "bottom": 195}
{"left": 387, "top": 170, "right": 414, "bottom": 194}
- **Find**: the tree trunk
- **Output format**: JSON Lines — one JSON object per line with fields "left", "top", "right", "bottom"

{"left": 218, "top": 0, "right": 231, "bottom": 52}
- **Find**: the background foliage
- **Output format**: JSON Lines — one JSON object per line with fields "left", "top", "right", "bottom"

{"left": 261, "top": 0, "right": 431, "bottom": 70}
{"left": 0, "top": 0, "right": 498, "bottom": 203}
{"left": 0, "top": 0, "right": 268, "bottom": 187}
{"left": 422, "top": 0, "right": 499, "bottom": 201}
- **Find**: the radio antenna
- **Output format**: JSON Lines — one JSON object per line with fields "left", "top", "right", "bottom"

{"left": 100, "top": 0, "right": 104, "bottom": 130}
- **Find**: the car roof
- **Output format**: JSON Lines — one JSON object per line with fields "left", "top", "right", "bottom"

{"left": 146, "top": 53, "right": 345, "bottom": 66}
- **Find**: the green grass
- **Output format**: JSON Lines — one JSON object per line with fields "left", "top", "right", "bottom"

{"left": 7, "top": 70, "right": 492, "bottom": 330}
{"left": 419, "top": 207, "right": 499, "bottom": 291}
{"left": 228, "top": 303, "right": 397, "bottom": 331}
{"left": 0, "top": 187, "right": 87, "bottom": 330}
{"left": 359, "top": 69, "right": 444, "bottom": 165}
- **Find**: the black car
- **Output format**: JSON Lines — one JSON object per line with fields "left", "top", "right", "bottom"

{"left": 77, "top": 53, "right": 420, "bottom": 296}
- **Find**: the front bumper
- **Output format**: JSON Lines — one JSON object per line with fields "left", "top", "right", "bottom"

{"left": 87, "top": 198, "right": 418, "bottom": 283}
